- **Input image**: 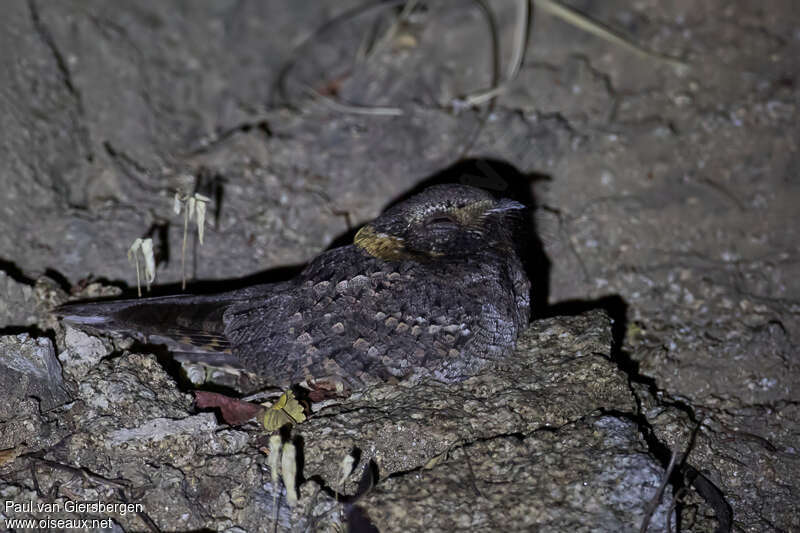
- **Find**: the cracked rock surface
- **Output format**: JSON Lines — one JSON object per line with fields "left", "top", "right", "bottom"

{"left": 357, "top": 416, "right": 672, "bottom": 532}
{"left": 1, "top": 312, "right": 685, "bottom": 532}
{"left": 0, "top": 0, "right": 798, "bottom": 531}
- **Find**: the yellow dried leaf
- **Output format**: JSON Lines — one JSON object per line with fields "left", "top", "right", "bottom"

{"left": 262, "top": 409, "right": 294, "bottom": 431}
{"left": 261, "top": 390, "right": 307, "bottom": 431}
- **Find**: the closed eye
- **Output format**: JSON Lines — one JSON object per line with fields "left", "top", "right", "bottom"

{"left": 427, "top": 215, "right": 456, "bottom": 225}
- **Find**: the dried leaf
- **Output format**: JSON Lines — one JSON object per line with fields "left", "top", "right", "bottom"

{"left": 281, "top": 441, "right": 298, "bottom": 506}
{"left": 127, "top": 238, "right": 143, "bottom": 265}
{"left": 262, "top": 409, "right": 294, "bottom": 431}
{"left": 140, "top": 238, "right": 155, "bottom": 287}
{"left": 195, "top": 199, "right": 207, "bottom": 244}
{"left": 269, "top": 434, "right": 282, "bottom": 527}
{"left": 195, "top": 391, "right": 263, "bottom": 425}
{"left": 187, "top": 196, "right": 197, "bottom": 222}
{"left": 261, "top": 390, "right": 307, "bottom": 431}
{"left": 128, "top": 238, "right": 144, "bottom": 297}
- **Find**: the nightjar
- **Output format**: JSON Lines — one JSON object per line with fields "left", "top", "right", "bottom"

{"left": 59, "top": 184, "right": 531, "bottom": 394}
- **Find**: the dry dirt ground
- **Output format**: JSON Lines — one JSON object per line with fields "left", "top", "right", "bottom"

{"left": 0, "top": 1, "right": 798, "bottom": 532}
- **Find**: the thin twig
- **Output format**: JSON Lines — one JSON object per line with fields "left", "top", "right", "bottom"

{"left": 454, "top": 0, "right": 501, "bottom": 158}
{"left": 533, "top": 0, "right": 688, "bottom": 72}
{"left": 303, "top": 84, "right": 404, "bottom": 116}
{"left": 361, "top": 0, "right": 419, "bottom": 63}
{"left": 181, "top": 206, "right": 189, "bottom": 290}
{"left": 506, "top": 0, "right": 529, "bottom": 81}
{"left": 134, "top": 254, "right": 142, "bottom": 297}
{"left": 275, "top": 0, "right": 407, "bottom": 109}
{"left": 666, "top": 486, "right": 688, "bottom": 533}
{"left": 456, "top": 0, "right": 530, "bottom": 107}
{"left": 640, "top": 449, "right": 680, "bottom": 533}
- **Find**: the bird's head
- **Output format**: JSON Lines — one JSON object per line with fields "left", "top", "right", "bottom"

{"left": 354, "top": 184, "right": 526, "bottom": 261}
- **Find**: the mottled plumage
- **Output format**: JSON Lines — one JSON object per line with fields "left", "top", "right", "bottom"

{"left": 59, "top": 185, "right": 530, "bottom": 393}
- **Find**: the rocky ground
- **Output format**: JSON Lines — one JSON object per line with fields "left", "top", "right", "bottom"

{"left": 0, "top": 1, "right": 798, "bottom": 532}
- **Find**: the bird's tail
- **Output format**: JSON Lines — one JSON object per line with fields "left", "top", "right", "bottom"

{"left": 58, "top": 293, "right": 217, "bottom": 333}
{"left": 55, "top": 293, "right": 238, "bottom": 360}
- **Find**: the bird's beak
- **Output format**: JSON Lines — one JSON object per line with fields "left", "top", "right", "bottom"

{"left": 487, "top": 199, "right": 526, "bottom": 214}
